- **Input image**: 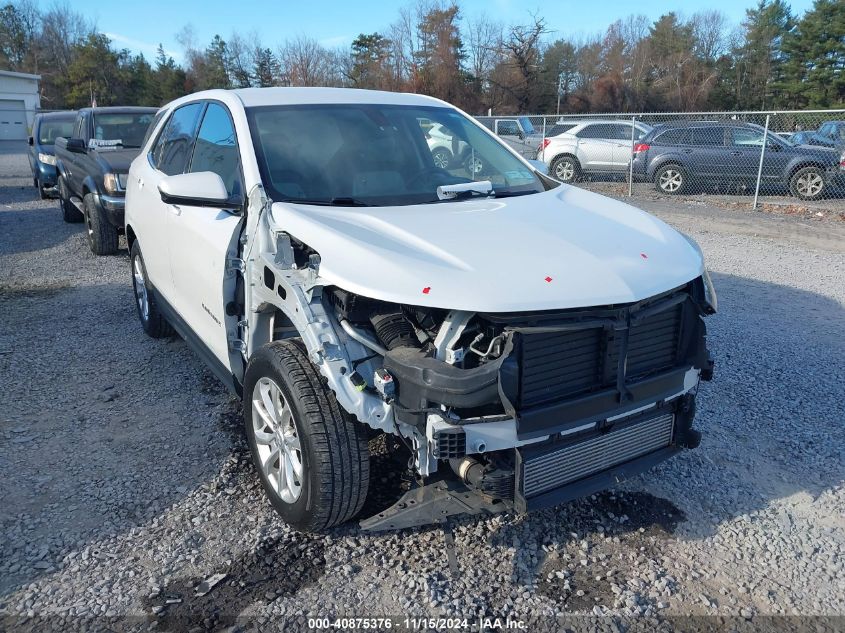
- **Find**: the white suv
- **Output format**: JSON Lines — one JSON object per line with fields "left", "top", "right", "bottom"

{"left": 125, "top": 88, "right": 715, "bottom": 533}
{"left": 539, "top": 120, "right": 653, "bottom": 182}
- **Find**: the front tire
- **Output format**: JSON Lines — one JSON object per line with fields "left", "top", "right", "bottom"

{"left": 789, "top": 166, "right": 826, "bottom": 201}
{"left": 130, "top": 241, "right": 172, "bottom": 338}
{"left": 244, "top": 341, "right": 370, "bottom": 533}
{"left": 654, "top": 163, "right": 688, "bottom": 195}
{"left": 550, "top": 155, "right": 580, "bottom": 182}
{"left": 431, "top": 148, "right": 452, "bottom": 169}
{"left": 58, "top": 177, "right": 83, "bottom": 223}
{"left": 84, "top": 193, "right": 119, "bottom": 255}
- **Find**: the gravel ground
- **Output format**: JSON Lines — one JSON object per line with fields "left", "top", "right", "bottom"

{"left": 1, "top": 140, "right": 844, "bottom": 631}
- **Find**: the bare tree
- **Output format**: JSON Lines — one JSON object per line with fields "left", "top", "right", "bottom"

{"left": 227, "top": 31, "right": 255, "bottom": 88}
{"left": 278, "top": 35, "right": 339, "bottom": 86}
{"left": 491, "top": 14, "right": 548, "bottom": 112}
{"left": 466, "top": 14, "right": 502, "bottom": 84}
{"left": 691, "top": 10, "right": 728, "bottom": 61}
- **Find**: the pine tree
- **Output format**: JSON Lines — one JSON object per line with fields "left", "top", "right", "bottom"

{"left": 780, "top": 0, "right": 845, "bottom": 107}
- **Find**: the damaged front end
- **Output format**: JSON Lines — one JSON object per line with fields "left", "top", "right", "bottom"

{"left": 323, "top": 279, "right": 714, "bottom": 531}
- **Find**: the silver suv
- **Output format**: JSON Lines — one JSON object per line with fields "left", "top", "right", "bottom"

{"left": 538, "top": 120, "right": 652, "bottom": 182}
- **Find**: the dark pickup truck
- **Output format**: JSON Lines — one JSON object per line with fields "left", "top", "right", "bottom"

{"left": 55, "top": 106, "right": 158, "bottom": 255}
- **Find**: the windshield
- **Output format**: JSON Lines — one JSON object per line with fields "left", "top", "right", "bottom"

{"left": 91, "top": 112, "right": 155, "bottom": 148}
{"left": 246, "top": 104, "right": 546, "bottom": 207}
{"left": 38, "top": 119, "right": 74, "bottom": 145}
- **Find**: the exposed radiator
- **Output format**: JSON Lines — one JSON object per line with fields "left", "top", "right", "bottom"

{"left": 521, "top": 413, "right": 675, "bottom": 498}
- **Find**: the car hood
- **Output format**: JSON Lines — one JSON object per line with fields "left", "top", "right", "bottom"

{"left": 93, "top": 147, "right": 141, "bottom": 172}
{"left": 268, "top": 186, "right": 704, "bottom": 312}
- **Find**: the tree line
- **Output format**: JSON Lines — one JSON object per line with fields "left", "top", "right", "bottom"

{"left": 1, "top": 0, "right": 842, "bottom": 114}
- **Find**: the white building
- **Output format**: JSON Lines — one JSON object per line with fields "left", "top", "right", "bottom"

{"left": 0, "top": 70, "right": 41, "bottom": 140}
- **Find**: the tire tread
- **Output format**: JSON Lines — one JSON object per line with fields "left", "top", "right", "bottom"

{"left": 249, "top": 340, "right": 369, "bottom": 532}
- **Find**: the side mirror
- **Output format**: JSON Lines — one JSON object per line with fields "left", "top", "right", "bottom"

{"left": 158, "top": 171, "right": 231, "bottom": 207}
{"left": 28, "top": 136, "right": 34, "bottom": 146}
{"left": 66, "top": 138, "right": 87, "bottom": 153}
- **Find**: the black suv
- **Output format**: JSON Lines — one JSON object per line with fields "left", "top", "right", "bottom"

{"left": 54, "top": 106, "right": 158, "bottom": 255}
{"left": 632, "top": 121, "right": 845, "bottom": 200}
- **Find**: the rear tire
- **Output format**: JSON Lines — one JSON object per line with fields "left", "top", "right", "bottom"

{"left": 550, "top": 155, "right": 580, "bottom": 182}
{"left": 130, "top": 241, "right": 173, "bottom": 338}
{"left": 654, "top": 163, "right": 688, "bottom": 195}
{"left": 84, "top": 193, "right": 119, "bottom": 255}
{"left": 789, "top": 166, "right": 826, "bottom": 201}
{"left": 244, "top": 340, "right": 370, "bottom": 533}
{"left": 58, "top": 177, "right": 83, "bottom": 223}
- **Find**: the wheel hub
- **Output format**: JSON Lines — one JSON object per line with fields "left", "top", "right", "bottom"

{"left": 797, "top": 172, "right": 823, "bottom": 196}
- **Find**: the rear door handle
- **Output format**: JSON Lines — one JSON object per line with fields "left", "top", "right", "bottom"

{"left": 683, "top": 148, "right": 693, "bottom": 154}
{"left": 730, "top": 151, "right": 742, "bottom": 156}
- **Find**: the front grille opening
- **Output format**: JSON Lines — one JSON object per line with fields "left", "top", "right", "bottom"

{"left": 517, "top": 300, "right": 686, "bottom": 410}
{"left": 521, "top": 413, "right": 675, "bottom": 498}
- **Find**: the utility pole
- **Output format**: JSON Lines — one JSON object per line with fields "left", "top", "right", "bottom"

{"left": 556, "top": 72, "right": 564, "bottom": 116}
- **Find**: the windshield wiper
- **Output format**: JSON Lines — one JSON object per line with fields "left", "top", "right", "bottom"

{"left": 278, "top": 197, "right": 374, "bottom": 207}
{"left": 491, "top": 190, "right": 539, "bottom": 198}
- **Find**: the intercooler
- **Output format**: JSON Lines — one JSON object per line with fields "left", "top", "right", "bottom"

{"left": 519, "top": 412, "right": 675, "bottom": 499}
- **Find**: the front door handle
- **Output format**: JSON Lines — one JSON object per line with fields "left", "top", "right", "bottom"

{"left": 730, "top": 151, "right": 742, "bottom": 156}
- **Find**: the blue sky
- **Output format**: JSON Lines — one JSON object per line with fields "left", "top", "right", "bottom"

{"left": 78, "top": 0, "right": 817, "bottom": 63}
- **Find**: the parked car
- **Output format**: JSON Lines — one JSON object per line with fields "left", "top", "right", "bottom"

{"left": 538, "top": 120, "right": 653, "bottom": 182}
{"left": 813, "top": 121, "right": 845, "bottom": 151}
{"left": 126, "top": 87, "right": 714, "bottom": 533}
{"left": 632, "top": 121, "right": 845, "bottom": 200}
{"left": 54, "top": 106, "right": 158, "bottom": 255}
{"left": 787, "top": 130, "right": 836, "bottom": 148}
{"left": 426, "top": 121, "right": 549, "bottom": 177}
{"left": 27, "top": 111, "right": 76, "bottom": 199}
{"left": 426, "top": 122, "right": 481, "bottom": 174}
{"left": 477, "top": 116, "right": 545, "bottom": 158}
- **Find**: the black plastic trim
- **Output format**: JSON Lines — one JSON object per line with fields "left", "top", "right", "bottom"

{"left": 151, "top": 287, "right": 242, "bottom": 396}
{"left": 516, "top": 366, "right": 688, "bottom": 440}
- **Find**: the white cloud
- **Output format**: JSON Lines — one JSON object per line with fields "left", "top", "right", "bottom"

{"left": 104, "top": 32, "right": 181, "bottom": 62}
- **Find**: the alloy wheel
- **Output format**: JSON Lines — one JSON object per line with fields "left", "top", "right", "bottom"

{"left": 659, "top": 169, "right": 683, "bottom": 192}
{"left": 132, "top": 256, "right": 149, "bottom": 321}
{"left": 465, "top": 156, "right": 484, "bottom": 175}
{"left": 555, "top": 160, "right": 575, "bottom": 181}
{"left": 432, "top": 150, "right": 450, "bottom": 169}
{"left": 796, "top": 171, "right": 823, "bottom": 197}
{"left": 251, "top": 377, "right": 304, "bottom": 504}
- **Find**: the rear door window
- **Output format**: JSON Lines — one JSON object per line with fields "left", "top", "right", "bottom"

{"left": 152, "top": 103, "right": 204, "bottom": 176}
{"left": 654, "top": 128, "right": 690, "bottom": 145}
{"left": 688, "top": 127, "right": 725, "bottom": 146}
{"left": 577, "top": 124, "right": 615, "bottom": 139}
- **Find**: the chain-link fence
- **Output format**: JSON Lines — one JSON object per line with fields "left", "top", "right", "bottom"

{"left": 475, "top": 110, "right": 845, "bottom": 207}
